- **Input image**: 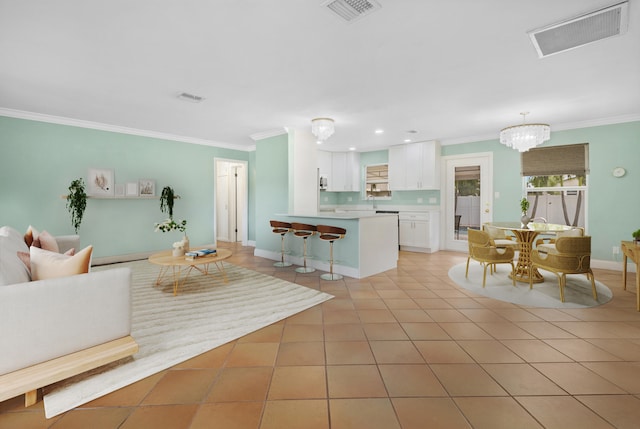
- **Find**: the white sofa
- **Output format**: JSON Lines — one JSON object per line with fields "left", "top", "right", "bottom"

{"left": 0, "top": 226, "right": 138, "bottom": 407}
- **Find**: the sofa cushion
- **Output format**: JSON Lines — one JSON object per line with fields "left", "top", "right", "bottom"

{"left": 30, "top": 245, "right": 93, "bottom": 281}
{"left": 24, "top": 225, "right": 39, "bottom": 247}
{"left": 32, "top": 230, "right": 60, "bottom": 253}
{"left": 0, "top": 226, "right": 30, "bottom": 286}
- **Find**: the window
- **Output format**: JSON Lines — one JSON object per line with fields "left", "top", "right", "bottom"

{"left": 522, "top": 143, "right": 588, "bottom": 227}
{"left": 365, "top": 164, "right": 391, "bottom": 199}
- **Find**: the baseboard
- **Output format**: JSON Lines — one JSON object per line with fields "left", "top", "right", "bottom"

{"left": 592, "top": 258, "right": 636, "bottom": 273}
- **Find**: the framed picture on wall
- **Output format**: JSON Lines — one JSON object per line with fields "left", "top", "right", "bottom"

{"left": 138, "top": 179, "right": 155, "bottom": 197}
{"left": 126, "top": 182, "right": 139, "bottom": 197}
{"left": 87, "top": 168, "right": 115, "bottom": 197}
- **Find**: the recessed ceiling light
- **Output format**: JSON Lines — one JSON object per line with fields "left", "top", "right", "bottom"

{"left": 404, "top": 139, "right": 412, "bottom": 143}
{"left": 177, "top": 92, "right": 205, "bottom": 103}
{"left": 375, "top": 129, "right": 384, "bottom": 134}
{"left": 349, "top": 147, "right": 356, "bottom": 151}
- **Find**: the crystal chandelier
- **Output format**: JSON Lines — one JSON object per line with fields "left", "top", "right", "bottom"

{"left": 499, "top": 112, "right": 550, "bottom": 152}
{"left": 311, "top": 117, "right": 335, "bottom": 143}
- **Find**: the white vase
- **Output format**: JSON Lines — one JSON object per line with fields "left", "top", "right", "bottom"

{"left": 183, "top": 234, "right": 190, "bottom": 252}
{"left": 172, "top": 248, "right": 184, "bottom": 257}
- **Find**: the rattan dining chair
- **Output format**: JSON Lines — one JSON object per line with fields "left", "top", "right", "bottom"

{"left": 530, "top": 235, "right": 597, "bottom": 302}
{"left": 466, "top": 229, "right": 516, "bottom": 287}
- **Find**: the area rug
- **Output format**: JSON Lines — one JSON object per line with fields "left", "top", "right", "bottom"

{"left": 43, "top": 260, "right": 333, "bottom": 418}
{"left": 448, "top": 262, "right": 612, "bottom": 308}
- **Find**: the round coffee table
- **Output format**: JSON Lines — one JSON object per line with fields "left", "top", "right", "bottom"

{"left": 148, "top": 247, "right": 232, "bottom": 295}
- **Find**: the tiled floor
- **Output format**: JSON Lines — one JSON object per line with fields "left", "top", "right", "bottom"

{"left": 2, "top": 243, "right": 640, "bottom": 428}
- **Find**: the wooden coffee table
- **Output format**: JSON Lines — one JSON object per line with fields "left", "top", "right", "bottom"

{"left": 148, "top": 247, "right": 232, "bottom": 295}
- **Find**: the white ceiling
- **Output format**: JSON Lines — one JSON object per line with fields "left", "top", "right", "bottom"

{"left": 1, "top": 0, "right": 639, "bottom": 152}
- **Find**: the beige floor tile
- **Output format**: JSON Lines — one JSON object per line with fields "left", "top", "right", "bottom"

{"left": 476, "top": 322, "right": 535, "bottom": 339}
{"left": 482, "top": 363, "right": 566, "bottom": 396}
{"left": 391, "top": 397, "right": 472, "bottom": 429}
{"left": 281, "top": 324, "right": 324, "bottom": 342}
{"left": 587, "top": 338, "right": 640, "bottom": 360}
{"left": 330, "top": 398, "right": 401, "bottom": 429}
{"left": 415, "top": 298, "right": 455, "bottom": 309}
{"left": 238, "top": 323, "right": 284, "bottom": 343}
{"left": 224, "top": 342, "right": 279, "bottom": 367}
{"left": 582, "top": 361, "right": 640, "bottom": 393}
{"left": 206, "top": 367, "right": 273, "bottom": 402}
{"left": 363, "top": 322, "right": 409, "bottom": 340}
{"left": 552, "top": 321, "right": 619, "bottom": 338}
{"left": 502, "top": 339, "right": 573, "bottom": 362}
{"left": 323, "top": 323, "right": 367, "bottom": 341}
{"left": 119, "top": 404, "right": 198, "bottom": 429}
{"left": 439, "top": 322, "right": 493, "bottom": 340}
{"left": 457, "top": 340, "right": 524, "bottom": 363}
{"left": 401, "top": 322, "right": 451, "bottom": 340}
{"left": 390, "top": 308, "right": 434, "bottom": 322}
{"left": 516, "top": 396, "right": 616, "bottom": 429}
{"left": 285, "top": 306, "right": 323, "bottom": 324}
{"left": 173, "top": 342, "right": 235, "bottom": 369}
{"left": 369, "top": 340, "right": 424, "bottom": 363}
{"left": 430, "top": 364, "right": 507, "bottom": 396}
{"left": 276, "top": 341, "right": 325, "bottom": 366}
{"left": 455, "top": 397, "right": 543, "bottom": 429}
{"left": 352, "top": 298, "right": 388, "bottom": 309}
{"left": 141, "top": 369, "right": 218, "bottom": 405}
{"left": 357, "top": 309, "right": 397, "bottom": 323}
{"left": 543, "top": 338, "right": 622, "bottom": 361}
{"left": 515, "top": 321, "right": 576, "bottom": 339}
{"left": 49, "top": 407, "right": 132, "bottom": 429}
{"left": 576, "top": 395, "right": 640, "bottom": 429}
{"left": 414, "top": 340, "right": 475, "bottom": 363}
{"left": 325, "top": 341, "right": 376, "bottom": 364}
{"left": 191, "top": 402, "right": 263, "bottom": 429}
{"left": 424, "top": 309, "right": 471, "bottom": 322}
{"left": 532, "top": 362, "right": 626, "bottom": 394}
{"left": 327, "top": 365, "right": 388, "bottom": 398}
{"left": 81, "top": 371, "right": 165, "bottom": 407}
{"left": 458, "top": 309, "right": 507, "bottom": 323}
{"left": 379, "top": 364, "right": 447, "bottom": 396}
{"left": 268, "top": 366, "right": 327, "bottom": 399}
{"left": 323, "top": 309, "right": 361, "bottom": 324}
{"left": 261, "top": 400, "right": 329, "bottom": 429}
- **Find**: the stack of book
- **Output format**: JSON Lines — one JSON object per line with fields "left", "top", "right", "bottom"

{"left": 185, "top": 248, "right": 217, "bottom": 260}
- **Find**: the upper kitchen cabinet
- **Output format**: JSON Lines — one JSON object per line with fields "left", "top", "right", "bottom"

{"left": 318, "top": 151, "right": 361, "bottom": 192}
{"left": 388, "top": 140, "right": 440, "bottom": 190}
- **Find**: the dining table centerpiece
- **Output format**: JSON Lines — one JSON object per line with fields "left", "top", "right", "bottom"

{"left": 520, "top": 197, "right": 531, "bottom": 226}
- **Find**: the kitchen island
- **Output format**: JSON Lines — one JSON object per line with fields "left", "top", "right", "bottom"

{"left": 255, "top": 212, "right": 399, "bottom": 279}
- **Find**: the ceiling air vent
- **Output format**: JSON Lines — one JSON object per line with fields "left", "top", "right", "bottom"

{"left": 177, "top": 92, "right": 205, "bottom": 103}
{"left": 323, "top": 0, "right": 381, "bottom": 23}
{"left": 528, "top": 1, "right": 629, "bottom": 58}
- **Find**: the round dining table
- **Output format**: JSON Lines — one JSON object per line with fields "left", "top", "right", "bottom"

{"left": 485, "top": 222, "right": 574, "bottom": 283}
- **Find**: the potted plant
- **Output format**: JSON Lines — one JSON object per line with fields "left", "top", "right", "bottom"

{"left": 66, "top": 178, "right": 87, "bottom": 233}
{"left": 633, "top": 229, "right": 640, "bottom": 243}
{"left": 520, "top": 197, "right": 531, "bottom": 225}
{"left": 156, "top": 186, "right": 189, "bottom": 251}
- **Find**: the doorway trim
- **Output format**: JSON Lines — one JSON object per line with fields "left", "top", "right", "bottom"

{"left": 214, "top": 157, "right": 249, "bottom": 246}
{"left": 440, "top": 152, "right": 494, "bottom": 252}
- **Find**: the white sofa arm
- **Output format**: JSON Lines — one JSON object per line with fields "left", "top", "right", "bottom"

{"left": 55, "top": 234, "right": 80, "bottom": 254}
{"left": 0, "top": 267, "right": 132, "bottom": 376}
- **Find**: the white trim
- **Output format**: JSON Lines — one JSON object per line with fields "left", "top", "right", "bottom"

{"left": 249, "top": 128, "right": 288, "bottom": 141}
{"left": 592, "top": 258, "right": 636, "bottom": 273}
{"left": 0, "top": 108, "right": 251, "bottom": 151}
{"left": 214, "top": 157, "right": 250, "bottom": 246}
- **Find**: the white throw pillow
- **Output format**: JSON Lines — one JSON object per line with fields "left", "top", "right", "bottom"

{"left": 30, "top": 245, "right": 93, "bottom": 281}
{"left": 0, "top": 226, "right": 31, "bottom": 285}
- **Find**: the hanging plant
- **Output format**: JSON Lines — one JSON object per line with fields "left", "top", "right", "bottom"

{"left": 160, "top": 186, "right": 175, "bottom": 219}
{"left": 67, "top": 178, "right": 87, "bottom": 233}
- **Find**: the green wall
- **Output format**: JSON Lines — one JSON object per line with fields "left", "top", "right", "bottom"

{"left": 0, "top": 116, "right": 249, "bottom": 258}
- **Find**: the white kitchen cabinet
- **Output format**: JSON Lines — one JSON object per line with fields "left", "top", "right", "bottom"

{"left": 318, "top": 150, "right": 332, "bottom": 177}
{"left": 388, "top": 141, "right": 440, "bottom": 190}
{"left": 399, "top": 211, "right": 439, "bottom": 253}
{"left": 327, "top": 151, "right": 360, "bottom": 192}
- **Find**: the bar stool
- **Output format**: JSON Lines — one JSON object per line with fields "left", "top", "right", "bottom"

{"left": 317, "top": 224, "right": 347, "bottom": 281}
{"left": 291, "top": 222, "right": 317, "bottom": 273}
{"left": 270, "top": 220, "right": 292, "bottom": 267}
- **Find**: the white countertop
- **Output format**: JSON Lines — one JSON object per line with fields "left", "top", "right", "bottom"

{"left": 278, "top": 211, "right": 397, "bottom": 220}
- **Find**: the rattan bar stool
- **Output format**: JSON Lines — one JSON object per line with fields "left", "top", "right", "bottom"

{"left": 270, "top": 220, "right": 292, "bottom": 267}
{"left": 291, "top": 222, "right": 317, "bottom": 273}
{"left": 317, "top": 224, "right": 346, "bottom": 281}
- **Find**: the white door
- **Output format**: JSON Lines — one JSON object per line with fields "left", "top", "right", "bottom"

{"left": 215, "top": 158, "right": 248, "bottom": 245}
{"left": 442, "top": 153, "right": 493, "bottom": 252}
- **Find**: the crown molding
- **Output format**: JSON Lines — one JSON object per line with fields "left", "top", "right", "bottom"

{"left": 0, "top": 108, "right": 252, "bottom": 152}
{"left": 249, "top": 128, "right": 288, "bottom": 141}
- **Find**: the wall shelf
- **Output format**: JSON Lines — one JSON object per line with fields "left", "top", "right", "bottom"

{"left": 60, "top": 195, "right": 180, "bottom": 200}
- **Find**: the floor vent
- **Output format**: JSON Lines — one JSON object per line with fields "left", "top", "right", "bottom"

{"left": 528, "top": 1, "right": 629, "bottom": 58}
{"left": 323, "top": 0, "right": 381, "bottom": 23}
